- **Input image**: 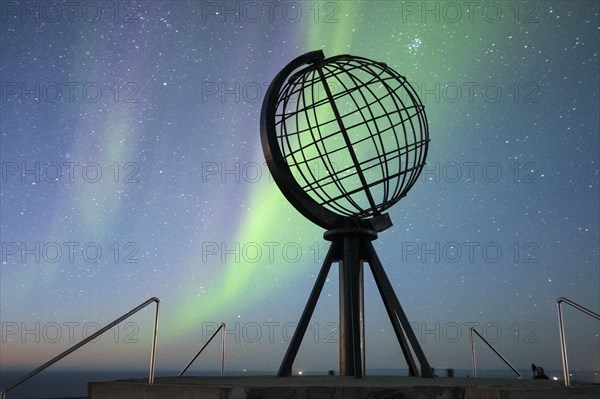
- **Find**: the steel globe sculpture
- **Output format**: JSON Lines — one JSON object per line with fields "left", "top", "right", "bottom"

{"left": 261, "top": 51, "right": 433, "bottom": 378}
{"left": 261, "top": 50, "right": 429, "bottom": 232}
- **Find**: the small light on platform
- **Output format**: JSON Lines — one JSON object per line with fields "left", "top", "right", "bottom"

{"left": 298, "top": 371, "right": 303, "bottom": 375}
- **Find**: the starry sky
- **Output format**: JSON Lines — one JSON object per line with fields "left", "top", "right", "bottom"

{"left": 1, "top": 0, "right": 598, "bottom": 378}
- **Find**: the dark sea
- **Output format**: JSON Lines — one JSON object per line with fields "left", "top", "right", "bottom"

{"left": 0, "top": 368, "right": 598, "bottom": 398}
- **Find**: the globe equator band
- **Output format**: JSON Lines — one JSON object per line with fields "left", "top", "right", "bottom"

{"left": 288, "top": 109, "right": 426, "bottom": 186}
{"left": 318, "top": 164, "right": 425, "bottom": 211}
{"left": 281, "top": 111, "right": 425, "bottom": 176}
{"left": 277, "top": 102, "right": 425, "bottom": 149}
{"left": 298, "top": 142, "right": 426, "bottom": 199}
{"left": 301, "top": 152, "right": 426, "bottom": 202}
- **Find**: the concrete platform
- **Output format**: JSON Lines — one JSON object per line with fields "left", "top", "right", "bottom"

{"left": 88, "top": 375, "right": 600, "bottom": 399}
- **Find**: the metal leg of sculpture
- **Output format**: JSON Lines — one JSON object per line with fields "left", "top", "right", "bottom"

{"left": 278, "top": 234, "right": 432, "bottom": 379}
{"left": 368, "top": 257, "right": 419, "bottom": 376}
{"left": 277, "top": 243, "right": 336, "bottom": 377}
{"left": 339, "top": 234, "right": 365, "bottom": 377}
{"left": 367, "top": 241, "right": 433, "bottom": 378}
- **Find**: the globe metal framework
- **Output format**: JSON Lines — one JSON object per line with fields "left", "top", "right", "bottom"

{"left": 262, "top": 50, "right": 429, "bottom": 232}
{"left": 261, "top": 51, "right": 433, "bottom": 378}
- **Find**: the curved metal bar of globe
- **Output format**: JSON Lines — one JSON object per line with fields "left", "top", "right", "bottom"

{"left": 278, "top": 242, "right": 337, "bottom": 376}
{"left": 261, "top": 50, "right": 342, "bottom": 231}
{"left": 314, "top": 63, "right": 378, "bottom": 217}
{"left": 366, "top": 242, "right": 434, "bottom": 378}
{"left": 261, "top": 50, "right": 376, "bottom": 232}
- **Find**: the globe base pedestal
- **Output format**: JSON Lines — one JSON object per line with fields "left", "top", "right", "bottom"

{"left": 277, "top": 228, "right": 433, "bottom": 378}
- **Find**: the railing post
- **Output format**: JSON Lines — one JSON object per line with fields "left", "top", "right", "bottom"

{"left": 149, "top": 298, "right": 160, "bottom": 384}
{"left": 469, "top": 327, "right": 521, "bottom": 379}
{"left": 470, "top": 327, "right": 477, "bottom": 378}
{"left": 221, "top": 323, "right": 226, "bottom": 376}
{"left": 556, "top": 297, "right": 600, "bottom": 387}
{"left": 557, "top": 298, "right": 569, "bottom": 386}
{"left": 180, "top": 322, "right": 226, "bottom": 377}
{"left": 0, "top": 297, "right": 160, "bottom": 398}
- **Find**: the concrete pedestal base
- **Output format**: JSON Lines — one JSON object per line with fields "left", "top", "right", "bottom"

{"left": 89, "top": 375, "right": 599, "bottom": 399}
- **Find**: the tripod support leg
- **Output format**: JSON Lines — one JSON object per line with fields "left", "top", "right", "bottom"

{"left": 277, "top": 243, "right": 337, "bottom": 377}
{"left": 339, "top": 234, "right": 365, "bottom": 377}
{"left": 277, "top": 232, "right": 433, "bottom": 379}
{"left": 366, "top": 241, "right": 433, "bottom": 378}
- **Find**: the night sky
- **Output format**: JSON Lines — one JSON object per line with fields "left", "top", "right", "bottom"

{"left": 1, "top": 0, "right": 598, "bottom": 379}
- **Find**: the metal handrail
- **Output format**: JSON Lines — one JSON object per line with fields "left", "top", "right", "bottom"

{"left": 556, "top": 296, "right": 600, "bottom": 387}
{"left": 470, "top": 327, "right": 522, "bottom": 379}
{"left": 179, "top": 322, "right": 226, "bottom": 377}
{"left": 0, "top": 297, "right": 160, "bottom": 399}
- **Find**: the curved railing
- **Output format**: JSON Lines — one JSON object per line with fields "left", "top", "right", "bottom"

{"left": 0, "top": 297, "right": 160, "bottom": 399}
{"left": 556, "top": 297, "right": 600, "bottom": 386}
